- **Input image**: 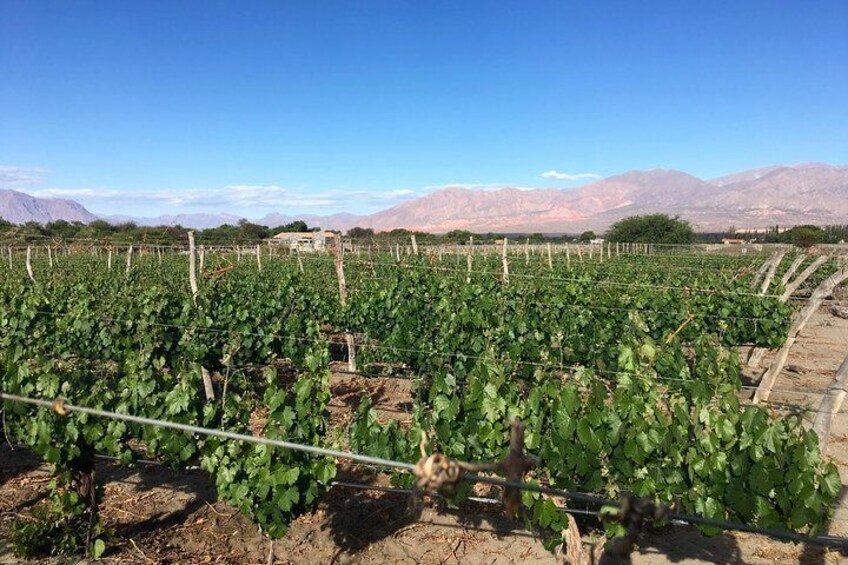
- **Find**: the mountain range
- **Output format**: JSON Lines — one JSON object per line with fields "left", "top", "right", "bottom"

{"left": 1, "top": 162, "right": 846, "bottom": 233}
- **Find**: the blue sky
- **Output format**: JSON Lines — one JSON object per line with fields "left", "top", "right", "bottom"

{"left": 1, "top": 0, "right": 846, "bottom": 217}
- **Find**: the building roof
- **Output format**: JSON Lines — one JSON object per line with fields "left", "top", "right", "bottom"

{"left": 270, "top": 231, "right": 337, "bottom": 240}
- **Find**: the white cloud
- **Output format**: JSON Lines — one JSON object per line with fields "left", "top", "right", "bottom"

{"left": 21, "top": 183, "right": 420, "bottom": 213}
{"left": 540, "top": 170, "right": 601, "bottom": 181}
{"left": 0, "top": 165, "right": 48, "bottom": 187}
{"left": 421, "top": 183, "right": 538, "bottom": 193}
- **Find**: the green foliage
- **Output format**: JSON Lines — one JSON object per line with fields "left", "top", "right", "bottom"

{"left": 783, "top": 225, "right": 829, "bottom": 248}
{"left": 9, "top": 482, "right": 107, "bottom": 559}
{"left": 0, "top": 244, "right": 837, "bottom": 556}
{"left": 606, "top": 214, "right": 696, "bottom": 244}
{"left": 578, "top": 230, "right": 596, "bottom": 242}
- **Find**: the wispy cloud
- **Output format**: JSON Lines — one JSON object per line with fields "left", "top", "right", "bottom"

{"left": 540, "top": 170, "right": 601, "bottom": 181}
{"left": 0, "top": 165, "right": 48, "bottom": 187}
{"left": 22, "top": 184, "right": 421, "bottom": 212}
{"left": 421, "top": 183, "right": 538, "bottom": 192}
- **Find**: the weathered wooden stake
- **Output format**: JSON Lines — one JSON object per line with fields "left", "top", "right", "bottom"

{"left": 501, "top": 238, "right": 510, "bottom": 284}
{"left": 813, "top": 353, "right": 848, "bottom": 448}
{"left": 295, "top": 246, "right": 304, "bottom": 273}
{"left": 411, "top": 235, "right": 418, "bottom": 255}
{"left": 107, "top": 247, "right": 112, "bottom": 270}
{"left": 199, "top": 245, "right": 206, "bottom": 272}
{"left": 188, "top": 232, "right": 199, "bottom": 305}
{"left": 25, "top": 246, "right": 35, "bottom": 283}
{"left": 754, "top": 264, "right": 848, "bottom": 403}
{"left": 779, "top": 254, "right": 807, "bottom": 287}
{"left": 47, "top": 246, "right": 53, "bottom": 268}
{"left": 547, "top": 242, "right": 553, "bottom": 271}
{"left": 759, "top": 251, "right": 786, "bottom": 295}
{"left": 125, "top": 245, "right": 133, "bottom": 274}
{"left": 256, "top": 244, "right": 262, "bottom": 271}
{"left": 334, "top": 240, "right": 356, "bottom": 372}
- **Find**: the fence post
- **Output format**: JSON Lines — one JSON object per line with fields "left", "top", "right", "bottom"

{"left": 25, "top": 245, "right": 35, "bottom": 283}
{"left": 334, "top": 239, "right": 356, "bottom": 372}
{"left": 47, "top": 246, "right": 53, "bottom": 268}
{"left": 411, "top": 235, "right": 418, "bottom": 255}
{"left": 501, "top": 238, "right": 510, "bottom": 285}
{"left": 754, "top": 264, "right": 848, "bottom": 403}
{"left": 107, "top": 247, "right": 112, "bottom": 270}
{"left": 295, "top": 246, "right": 304, "bottom": 273}
{"left": 125, "top": 245, "right": 133, "bottom": 275}
{"left": 547, "top": 242, "right": 553, "bottom": 271}
{"left": 188, "top": 232, "right": 199, "bottom": 305}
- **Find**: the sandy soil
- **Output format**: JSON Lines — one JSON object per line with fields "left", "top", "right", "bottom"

{"left": 2, "top": 305, "right": 848, "bottom": 564}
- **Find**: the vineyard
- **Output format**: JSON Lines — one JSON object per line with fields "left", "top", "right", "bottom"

{"left": 1, "top": 239, "right": 848, "bottom": 562}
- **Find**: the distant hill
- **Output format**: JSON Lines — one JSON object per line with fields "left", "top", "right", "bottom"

{"left": 1, "top": 163, "right": 846, "bottom": 232}
{"left": 0, "top": 189, "right": 97, "bottom": 224}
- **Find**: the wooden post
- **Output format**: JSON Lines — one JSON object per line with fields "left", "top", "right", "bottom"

{"left": 201, "top": 367, "right": 215, "bottom": 401}
{"left": 157, "top": 245, "right": 162, "bottom": 265}
{"left": 501, "top": 238, "right": 510, "bottom": 284}
{"left": 607, "top": 242, "right": 611, "bottom": 259}
{"left": 25, "top": 246, "right": 35, "bottom": 283}
{"left": 547, "top": 242, "right": 553, "bottom": 271}
{"left": 188, "top": 232, "right": 199, "bottom": 305}
{"left": 781, "top": 255, "right": 828, "bottom": 301}
{"left": 47, "top": 246, "right": 53, "bottom": 268}
{"left": 813, "top": 353, "right": 848, "bottom": 448}
{"left": 199, "top": 245, "right": 206, "bottom": 273}
{"left": 615, "top": 242, "right": 619, "bottom": 256}
{"left": 256, "top": 244, "right": 262, "bottom": 271}
{"left": 334, "top": 240, "right": 356, "bottom": 372}
{"left": 525, "top": 238, "right": 530, "bottom": 265}
{"left": 753, "top": 265, "right": 848, "bottom": 403}
{"left": 748, "top": 254, "right": 830, "bottom": 367}
{"left": 125, "top": 245, "right": 133, "bottom": 275}
{"left": 237, "top": 246, "right": 241, "bottom": 263}
{"left": 751, "top": 252, "right": 778, "bottom": 289}
{"left": 295, "top": 246, "right": 304, "bottom": 273}
{"left": 577, "top": 245, "right": 583, "bottom": 262}
{"left": 7, "top": 246, "right": 11, "bottom": 269}
{"left": 411, "top": 235, "right": 418, "bottom": 255}
{"left": 759, "top": 251, "right": 786, "bottom": 295}
{"left": 779, "top": 254, "right": 807, "bottom": 287}
{"left": 107, "top": 247, "right": 112, "bottom": 270}
{"left": 565, "top": 243, "right": 571, "bottom": 268}
{"left": 466, "top": 250, "right": 473, "bottom": 284}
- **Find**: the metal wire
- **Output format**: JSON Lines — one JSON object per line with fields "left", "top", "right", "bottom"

{"left": 2, "top": 391, "right": 847, "bottom": 550}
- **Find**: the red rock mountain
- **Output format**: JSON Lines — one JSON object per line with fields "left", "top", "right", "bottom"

{"left": 356, "top": 164, "right": 848, "bottom": 233}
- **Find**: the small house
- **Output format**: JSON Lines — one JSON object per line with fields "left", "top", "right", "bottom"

{"left": 268, "top": 231, "right": 338, "bottom": 252}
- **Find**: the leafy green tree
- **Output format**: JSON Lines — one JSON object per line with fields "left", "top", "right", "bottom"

{"left": 783, "top": 225, "right": 829, "bottom": 248}
{"left": 578, "top": 230, "right": 596, "bottom": 242}
{"left": 347, "top": 226, "right": 374, "bottom": 238}
{"left": 606, "top": 214, "right": 695, "bottom": 244}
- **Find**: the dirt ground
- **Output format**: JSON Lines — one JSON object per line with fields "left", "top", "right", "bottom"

{"left": 2, "top": 305, "right": 848, "bottom": 564}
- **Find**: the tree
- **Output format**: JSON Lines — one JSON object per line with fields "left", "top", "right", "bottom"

{"left": 783, "top": 225, "right": 829, "bottom": 248}
{"left": 605, "top": 214, "right": 695, "bottom": 244}
{"left": 347, "top": 227, "right": 374, "bottom": 238}
{"left": 276, "top": 221, "right": 308, "bottom": 233}
{"left": 578, "top": 231, "right": 596, "bottom": 242}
